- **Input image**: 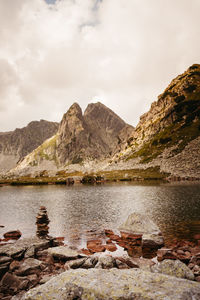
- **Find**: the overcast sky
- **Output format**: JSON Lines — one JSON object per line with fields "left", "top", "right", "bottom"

{"left": 0, "top": 0, "right": 200, "bottom": 131}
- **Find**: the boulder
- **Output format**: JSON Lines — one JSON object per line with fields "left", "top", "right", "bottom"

{"left": 151, "top": 259, "right": 195, "bottom": 281}
{"left": 48, "top": 246, "right": 84, "bottom": 261}
{"left": 119, "top": 213, "right": 161, "bottom": 235}
{"left": 119, "top": 213, "right": 164, "bottom": 257}
{"left": 22, "top": 268, "right": 200, "bottom": 300}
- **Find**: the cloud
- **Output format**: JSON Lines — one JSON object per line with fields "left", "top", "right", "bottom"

{"left": 0, "top": 0, "right": 200, "bottom": 131}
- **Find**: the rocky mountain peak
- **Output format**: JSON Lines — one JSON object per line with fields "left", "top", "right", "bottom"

{"left": 120, "top": 64, "right": 200, "bottom": 165}
{"left": 84, "top": 102, "right": 126, "bottom": 134}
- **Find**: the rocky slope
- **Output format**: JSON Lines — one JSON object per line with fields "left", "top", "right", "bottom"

{"left": 0, "top": 120, "right": 58, "bottom": 173}
{"left": 10, "top": 102, "right": 134, "bottom": 175}
{"left": 107, "top": 64, "right": 200, "bottom": 179}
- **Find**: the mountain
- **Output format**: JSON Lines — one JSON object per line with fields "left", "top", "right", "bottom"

{"left": 0, "top": 120, "right": 58, "bottom": 172}
{"left": 11, "top": 102, "right": 134, "bottom": 175}
{"left": 110, "top": 64, "right": 200, "bottom": 179}
{"left": 4, "top": 64, "right": 200, "bottom": 179}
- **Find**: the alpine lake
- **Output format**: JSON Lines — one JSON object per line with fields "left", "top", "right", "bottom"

{"left": 0, "top": 181, "right": 200, "bottom": 248}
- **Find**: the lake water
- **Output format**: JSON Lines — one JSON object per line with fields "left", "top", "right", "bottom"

{"left": 0, "top": 182, "right": 200, "bottom": 248}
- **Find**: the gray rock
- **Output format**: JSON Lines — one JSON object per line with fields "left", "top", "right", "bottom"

{"left": 119, "top": 213, "right": 164, "bottom": 254}
{"left": 47, "top": 246, "right": 83, "bottom": 261}
{"left": 95, "top": 255, "right": 116, "bottom": 269}
{"left": 81, "top": 257, "right": 98, "bottom": 269}
{"left": 0, "top": 237, "right": 50, "bottom": 259}
{"left": 22, "top": 268, "right": 200, "bottom": 300}
{"left": 119, "top": 212, "right": 161, "bottom": 235}
{"left": 151, "top": 259, "right": 195, "bottom": 281}
{"left": 15, "top": 258, "right": 44, "bottom": 276}
{"left": 66, "top": 258, "right": 87, "bottom": 269}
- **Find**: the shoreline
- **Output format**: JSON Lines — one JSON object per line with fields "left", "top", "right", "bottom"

{"left": 0, "top": 232, "right": 200, "bottom": 299}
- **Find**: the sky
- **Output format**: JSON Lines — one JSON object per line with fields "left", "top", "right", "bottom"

{"left": 0, "top": 0, "right": 200, "bottom": 131}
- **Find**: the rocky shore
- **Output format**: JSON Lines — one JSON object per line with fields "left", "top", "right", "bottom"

{"left": 0, "top": 212, "right": 200, "bottom": 299}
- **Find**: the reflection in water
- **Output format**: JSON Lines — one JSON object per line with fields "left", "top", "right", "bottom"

{"left": 0, "top": 182, "right": 200, "bottom": 247}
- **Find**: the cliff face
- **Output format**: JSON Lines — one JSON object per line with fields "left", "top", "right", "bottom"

{"left": 120, "top": 64, "right": 200, "bottom": 165}
{"left": 0, "top": 120, "right": 58, "bottom": 172}
{"left": 11, "top": 102, "right": 134, "bottom": 173}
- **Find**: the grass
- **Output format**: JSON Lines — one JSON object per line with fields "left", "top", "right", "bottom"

{"left": 96, "top": 167, "right": 169, "bottom": 181}
{"left": 126, "top": 110, "right": 200, "bottom": 164}
{"left": 0, "top": 167, "right": 169, "bottom": 185}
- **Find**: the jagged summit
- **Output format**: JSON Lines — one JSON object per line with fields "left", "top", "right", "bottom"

{"left": 3, "top": 64, "right": 200, "bottom": 178}
{"left": 10, "top": 102, "right": 133, "bottom": 173}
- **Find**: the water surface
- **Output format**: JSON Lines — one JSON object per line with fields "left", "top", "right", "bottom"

{"left": 0, "top": 182, "right": 200, "bottom": 247}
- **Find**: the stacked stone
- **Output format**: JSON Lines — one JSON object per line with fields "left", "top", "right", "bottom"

{"left": 36, "top": 206, "right": 50, "bottom": 238}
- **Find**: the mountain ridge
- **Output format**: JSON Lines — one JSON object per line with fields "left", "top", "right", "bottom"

{"left": 1, "top": 64, "right": 200, "bottom": 180}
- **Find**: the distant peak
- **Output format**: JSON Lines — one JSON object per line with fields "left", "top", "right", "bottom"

{"left": 84, "top": 102, "right": 109, "bottom": 116}
{"left": 67, "top": 102, "right": 82, "bottom": 116}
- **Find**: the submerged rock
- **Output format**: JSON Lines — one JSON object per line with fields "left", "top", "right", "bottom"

{"left": 22, "top": 268, "right": 200, "bottom": 300}
{"left": 3, "top": 230, "right": 22, "bottom": 240}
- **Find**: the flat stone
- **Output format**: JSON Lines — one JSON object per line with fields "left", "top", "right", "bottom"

{"left": 15, "top": 258, "right": 44, "bottom": 276}
{"left": 151, "top": 259, "right": 195, "bottom": 281}
{"left": 0, "top": 237, "right": 50, "bottom": 259}
{"left": 22, "top": 269, "right": 200, "bottom": 300}
{"left": 66, "top": 258, "right": 87, "bottom": 269}
{"left": 0, "top": 256, "right": 12, "bottom": 265}
{"left": 48, "top": 246, "right": 82, "bottom": 261}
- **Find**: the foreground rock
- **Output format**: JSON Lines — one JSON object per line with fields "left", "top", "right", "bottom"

{"left": 151, "top": 259, "right": 195, "bottom": 281}
{"left": 22, "top": 268, "right": 200, "bottom": 300}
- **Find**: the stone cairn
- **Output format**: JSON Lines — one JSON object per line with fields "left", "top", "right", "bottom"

{"left": 36, "top": 206, "right": 50, "bottom": 238}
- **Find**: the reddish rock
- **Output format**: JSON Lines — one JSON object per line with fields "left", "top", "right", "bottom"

{"left": 105, "top": 243, "right": 117, "bottom": 252}
{"left": 120, "top": 231, "right": 142, "bottom": 241}
{"left": 194, "top": 234, "right": 200, "bottom": 240}
{"left": 106, "top": 239, "right": 113, "bottom": 244}
{"left": 157, "top": 248, "right": 177, "bottom": 262}
{"left": 80, "top": 248, "right": 92, "bottom": 256}
{"left": 3, "top": 230, "right": 22, "bottom": 240}
{"left": 90, "top": 245, "right": 106, "bottom": 253}
{"left": 109, "top": 234, "right": 121, "bottom": 242}
{"left": 87, "top": 239, "right": 103, "bottom": 250}
{"left": 127, "top": 246, "right": 143, "bottom": 258}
